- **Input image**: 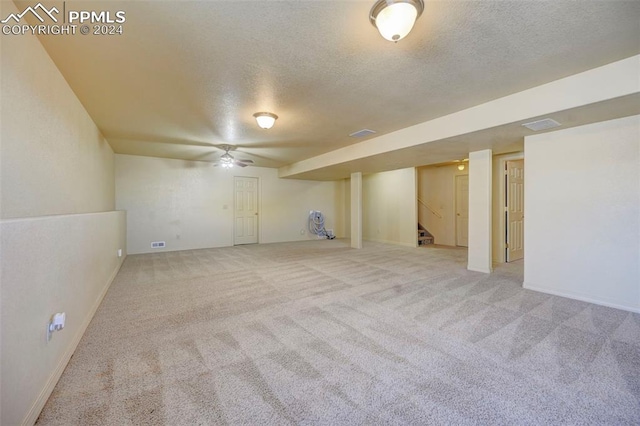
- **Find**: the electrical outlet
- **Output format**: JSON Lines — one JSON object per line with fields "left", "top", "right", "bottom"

{"left": 46, "top": 312, "right": 66, "bottom": 342}
{"left": 300, "top": 229, "right": 305, "bottom": 235}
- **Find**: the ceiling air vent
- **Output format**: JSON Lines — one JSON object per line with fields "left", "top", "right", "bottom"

{"left": 349, "top": 129, "right": 376, "bottom": 138}
{"left": 522, "top": 118, "right": 561, "bottom": 131}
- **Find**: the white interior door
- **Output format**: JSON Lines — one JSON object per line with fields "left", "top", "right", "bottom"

{"left": 506, "top": 160, "right": 524, "bottom": 261}
{"left": 234, "top": 177, "right": 258, "bottom": 245}
{"left": 455, "top": 175, "right": 469, "bottom": 247}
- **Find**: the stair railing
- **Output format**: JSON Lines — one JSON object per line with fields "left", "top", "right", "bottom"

{"left": 417, "top": 197, "right": 443, "bottom": 219}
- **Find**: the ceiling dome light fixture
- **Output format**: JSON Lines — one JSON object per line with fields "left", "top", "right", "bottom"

{"left": 456, "top": 158, "right": 468, "bottom": 171}
{"left": 369, "top": 0, "right": 424, "bottom": 42}
{"left": 253, "top": 112, "right": 278, "bottom": 129}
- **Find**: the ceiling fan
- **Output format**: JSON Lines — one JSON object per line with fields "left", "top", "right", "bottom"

{"left": 214, "top": 145, "right": 254, "bottom": 168}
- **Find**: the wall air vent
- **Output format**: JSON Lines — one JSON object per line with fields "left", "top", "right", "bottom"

{"left": 522, "top": 118, "right": 561, "bottom": 131}
{"left": 349, "top": 129, "right": 376, "bottom": 138}
{"left": 151, "top": 241, "right": 166, "bottom": 248}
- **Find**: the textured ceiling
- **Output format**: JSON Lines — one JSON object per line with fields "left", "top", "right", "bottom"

{"left": 25, "top": 0, "right": 640, "bottom": 171}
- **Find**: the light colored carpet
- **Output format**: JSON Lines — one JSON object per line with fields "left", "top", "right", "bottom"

{"left": 37, "top": 239, "right": 640, "bottom": 425}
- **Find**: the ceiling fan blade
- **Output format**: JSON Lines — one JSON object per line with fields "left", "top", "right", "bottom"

{"left": 234, "top": 161, "right": 248, "bottom": 168}
{"left": 237, "top": 159, "right": 254, "bottom": 163}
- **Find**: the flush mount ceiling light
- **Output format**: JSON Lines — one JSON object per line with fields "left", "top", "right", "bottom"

{"left": 369, "top": 0, "right": 424, "bottom": 42}
{"left": 253, "top": 112, "right": 278, "bottom": 129}
{"left": 455, "top": 158, "right": 468, "bottom": 171}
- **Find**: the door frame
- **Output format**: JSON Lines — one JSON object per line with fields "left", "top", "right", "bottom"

{"left": 497, "top": 153, "right": 524, "bottom": 263}
{"left": 505, "top": 159, "right": 525, "bottom": 262}
{"left": 233, "top": 176, "right": 260, "bottom": 245}
{"left": 454, "top": 173, "right": 469, "bottom": 247}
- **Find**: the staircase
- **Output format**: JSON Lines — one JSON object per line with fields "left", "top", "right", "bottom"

{"left": 418, "top": 224, "right": 434, "bottom": 246}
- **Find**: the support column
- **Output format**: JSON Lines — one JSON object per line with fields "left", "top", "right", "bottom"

{"left": 468, "top": 149, "right": 493, "bottom": 273}
{"left": 350, "top": 172, "right": 363, "bottom": 249}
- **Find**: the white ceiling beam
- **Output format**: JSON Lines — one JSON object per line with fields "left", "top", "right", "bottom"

{"left": 279, "top": 55, "right": 640, "bottom": 179}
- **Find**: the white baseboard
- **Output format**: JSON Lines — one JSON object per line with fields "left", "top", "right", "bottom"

{"left": 22, "top": 257, "right": 125, "bottom": 426}
{"left": 523, "top": 281, "right": 640, "bottom": 314}
{"left": 467, "top": 264, "right": 492, "bottom": 274}
{"left": 364, "top": 238, "right": 417, "bottom": 248}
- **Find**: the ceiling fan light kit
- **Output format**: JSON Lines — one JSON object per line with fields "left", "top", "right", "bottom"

{"left": 253, "top": 112, "right": 278, "bottom": 129}
{"left": 220, "top": 152, "right": 234, "bottom": 168}
{"left": 370, "top": 0, "right": 424, "bottom": 42}
{"left": 216, "top": 145, "right": 254, "bottom": 169}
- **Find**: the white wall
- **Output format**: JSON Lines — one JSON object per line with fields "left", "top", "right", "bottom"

{"left": 115, "top": 154, "right": 345, "bottom": 254}
{"left": 417, "top": 164, "right": 469, "bottom": 246}
{"left": 0, "top": 2, "right": 124, "bottom": 424}
{"left": 0, "top": 213, "right": 126, "bottom": 425}
{"left": 0, "top": 10, "right": 114, "bottom": 218}
{"left": 467, "top": 150, "right": 493, "bottom": 273}
{"left": 362, "top": 168, "right": 417, "bottom": 247}
{"left": 524, "top": 115, "right": 640, "bottom": 312}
